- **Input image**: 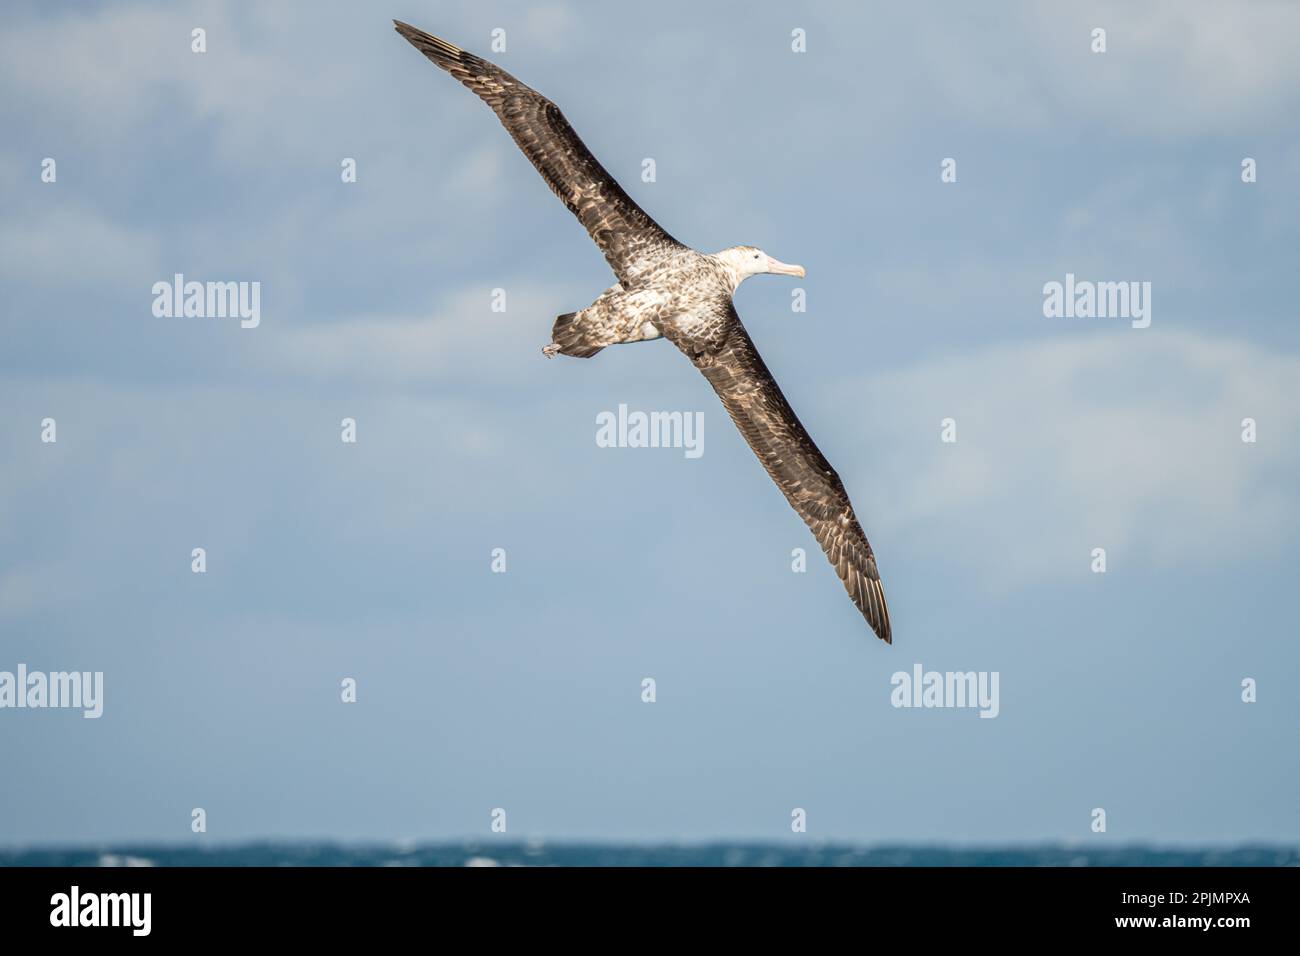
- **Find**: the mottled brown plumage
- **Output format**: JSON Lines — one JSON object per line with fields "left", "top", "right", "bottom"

{"left": 393, "top": 22, "right": 681, "bottom": 288}
{"left": 395, "top": 21, "right": 892, "bottom": 642}
{"left": 663, "top": 302, "right": 891, "bottom": 642}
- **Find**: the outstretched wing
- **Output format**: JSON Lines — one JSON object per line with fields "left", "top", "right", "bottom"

{"left": 665, "top": 301, "right": 892, "bottom": 642}
{"left": 394, "top": 21, "right": 682, "bottom": 287}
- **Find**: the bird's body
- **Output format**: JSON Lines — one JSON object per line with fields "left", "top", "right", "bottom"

{"left": 395, "top": 21, "right": 893, "bottom": 643}
{"left": 549, "top": 251, "right": 742, "bottom": 358}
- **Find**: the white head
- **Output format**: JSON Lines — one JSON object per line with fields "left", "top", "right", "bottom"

{"left": 714, "top": 245, "right": 806, "bottom": 289}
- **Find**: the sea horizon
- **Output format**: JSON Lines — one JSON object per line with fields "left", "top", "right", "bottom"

{"left": 3, "top": 842, "right": 1296, "bottom": 868}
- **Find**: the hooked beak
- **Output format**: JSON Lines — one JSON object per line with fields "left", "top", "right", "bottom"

{"left": 765, "top": 255, "right": 806, "bottom": 278}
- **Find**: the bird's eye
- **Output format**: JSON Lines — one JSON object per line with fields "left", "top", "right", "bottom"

{"left": 753, "top": 254, "right": 760, "bottom": 259}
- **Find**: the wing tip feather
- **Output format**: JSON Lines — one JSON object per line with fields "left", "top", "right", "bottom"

{"left": 849, "top": 560, "right": 892, "bottom": 644}
{"left": 393, "top": 20, "right": 464, "bottom": 61}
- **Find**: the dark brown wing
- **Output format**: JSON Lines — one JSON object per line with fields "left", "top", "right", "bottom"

{"left": 665, "top": 300, "right": 892, "bottom": 642}
{"left": 394, "top": 21, "right": 682, "bottom": 287}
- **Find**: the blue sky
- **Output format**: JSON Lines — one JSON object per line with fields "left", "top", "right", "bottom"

{"left": 1, "top": 0, "right": 1297, "bottom": 845}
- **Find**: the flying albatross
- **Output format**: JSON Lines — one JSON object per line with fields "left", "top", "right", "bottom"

{"left": 394, "top": 21, "right": 892, "bottom": 643}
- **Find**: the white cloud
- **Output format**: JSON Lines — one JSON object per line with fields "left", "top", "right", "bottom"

{"left": 888, "top": 0, "right": 1300, "bottom": 138}
{"left": 247, "top": 281, "right": 586, "bottom": 386}
{"left": 832, "top": 328, "right": 1299, "bottom": 588}
{"left": 0, "top": 205, "right": 158, "bottom": 284}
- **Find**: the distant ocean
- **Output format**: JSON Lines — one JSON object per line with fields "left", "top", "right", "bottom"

{"left": 2, "top": 844, "right": 1296, "bottom": 867}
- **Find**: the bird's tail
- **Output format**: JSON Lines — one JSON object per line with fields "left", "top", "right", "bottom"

{"left": 549, "top": 312, "right": 605, "bottom": 358}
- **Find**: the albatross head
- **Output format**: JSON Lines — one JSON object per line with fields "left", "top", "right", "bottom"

{"left": 715, "top": 246, "right": 806, "bottom": 289}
